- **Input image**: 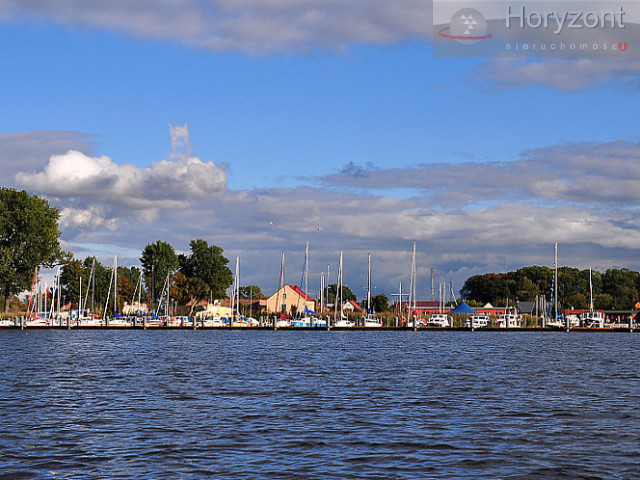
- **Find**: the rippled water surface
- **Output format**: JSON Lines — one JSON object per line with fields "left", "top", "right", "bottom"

{"left": 1, "top": 330, "right": 639, "bottom": 479}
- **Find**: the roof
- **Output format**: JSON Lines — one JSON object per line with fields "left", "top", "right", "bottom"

{"left": 347, "top": 300, "right": 363, "bottom": 311}
{"left": 290, "top": 285, "right": 314, "bottom": 302}
{"left": 450, "top": 301, "right": 475, "bottom": 314}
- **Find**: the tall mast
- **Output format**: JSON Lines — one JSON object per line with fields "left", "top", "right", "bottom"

{"left": 409, "top": 242, "right": 416, "bottom": 325}
{"left": 304, "top": 241, "right": 309, "bottom": 315}
{"left": 275, "top": 252, "right": 285, "bottom": 317}
{"left": 91, "top": 258, "right": 95, "bottom": 314}
{"left": 114, "top": 254, "right": 118, "bottom": 316}
{"left": 554, "top": 242, "right": 558, "bottom": 320}
{"left": 235, "top": 256, "right": 240, "bottom": 318}
{"left": 339, "top": 251, "right": 343, "bottom": 320}
{"left": 367, "top": 252, "right": 372, "bottom": 314}
{"left": 589, "top": 267, "right": 594, "bottom": 312}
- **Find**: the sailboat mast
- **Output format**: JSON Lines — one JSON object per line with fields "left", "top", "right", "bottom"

{"left": 589, "top": 267, "right": 594, "bottom": 312}
{"left": 304, "top": 241, "right": 309, "bottom": 315}
{"left": 339, "top": 251, "right": 343, "bottom": 320}
{"left": 235, "top": 256, "right": 240, "bottom": 318}
{"left": 114, "top": 254, "right": 118, "bottom": 316}
{"left": 367, "top": 252, "right": 372, "bottom": 314}
{"left": 554, "top": 242, "right": 558, "bottom": 320}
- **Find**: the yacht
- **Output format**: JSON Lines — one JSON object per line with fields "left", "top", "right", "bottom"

{"left": 466, "top": 314, "right": 490, "bottom": 328}
{"left": 428, "top": 313, "right": 452, "bottom": 327}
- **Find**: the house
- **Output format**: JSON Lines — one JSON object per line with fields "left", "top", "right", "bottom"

{"left": 343, "top": 300, "right": 363, "bottom": 313}
{"left": 122, "top": 301, "right": 149, "bottom": 315}
{"left": 266, "top": 285, "right": 315, "bottom": 315}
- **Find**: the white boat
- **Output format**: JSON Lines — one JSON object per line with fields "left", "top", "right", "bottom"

{"left": 107, "top": 316, "right": 132, "bottom": 327}
{"left": 582, "top": 310, "right": 605, "bottom": 328}
{"left": 583, "top": 268, "right": 605, "bottom": 328}
{"left": 203, "top": 315, "right": 226, "bottom": 327}
{"left": 363, "top": 253, "right": 382, "bottom": 328}
{"left": 334, "top": 317, "right": 354, "bottom": 327}
{"left": 25, "top": 316, "right": 52, "bottom": 327}
{"left": 364, "top": 314, "right": 383, "bottom": 328}
{"left": 313, "top": 317, "right": 327, "bottom": 328}
{"left": 274, "top": 318, "right": 291, "bottom": 327}
{"left": 293, "top": 316, "right": 313, "bottom": 327}
{"left": 465, "top": 314, "right": 490, "bottom": 328}
{"left": 333, "top": 251, "right": 353, "bottom": 327}
{"left": 0, "top": 318, "right": 15, "bottom": 327}
{"left": 497, "top": 311, "right": 521, "bottom": 328}
{"left": 428, "top": 313, "right": 452, "bottom": 327}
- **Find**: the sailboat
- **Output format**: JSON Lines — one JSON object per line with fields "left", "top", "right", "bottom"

{"left": 545, "top": 243, "right": 564, "bottom": 328}
{"left": 103, "top": 255, "right": 131, "bottom": 327}
{"left": 231, "top": 256, "right": 249, "bottom": 327}
{"left": 406, "top": 242, "right": 422, "bottom": 328}
{"left": 334, "top": 251, "right": 353, "bottom": 327}
{"left": 291, "top": 242, "right": 323, "bottom": 327}
{"left": 582, "top": 267, "right": 605, "bottom": 328}
{"left": 363, "top": 252, "right": 382, "bottom": 327}
{"left": 274, "top": 252, "right": 291, "bottom": 327}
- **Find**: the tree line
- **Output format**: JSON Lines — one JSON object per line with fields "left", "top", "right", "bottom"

{"left": 461, "top": 266, "right": 640, "bottom": 310}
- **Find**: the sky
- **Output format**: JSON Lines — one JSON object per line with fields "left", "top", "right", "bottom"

{"left": 1, "top": 0, "right": 640, "bottom": 302}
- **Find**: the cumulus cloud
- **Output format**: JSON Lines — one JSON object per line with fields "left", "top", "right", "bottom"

{"left": 470, "top": 58, "right": 640, "bottom": 91}
{"left": 0, "top": 130, "right": 96, "bottom": 181}
{"left": 0, "top": 0, "right": 431, "bottom": 53}
{"left": 15, "top": 124, "right": 227, "bottom": 228}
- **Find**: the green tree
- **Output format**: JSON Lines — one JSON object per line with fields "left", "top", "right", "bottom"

{"left": 327, "top": 283, "right": 357, "bottom": 304}
{"left": 371, "top": 293, "right": 390, "bottom": 312}
{"left": 82, "top": 256, "right": 111, "bottom": 314}
{"left": 0, "top": 188, "right": 62, "bottom": 310}
{"left": 178, "top": 239, "right": 233, "bottom": 300}
{"left": 460, "top": 273, "right": 508, "bottom": 305}
{"left": 566, "top": 292, "right": 588, "bottom": 310}
{"left": 239, "top": 285, "right": 265, "bottom": 300}
{"left": 140, "top": 240, "right": 179, "bottom": 306}
{"left": 59, "top": 253, "right": 85, "bottom": 306}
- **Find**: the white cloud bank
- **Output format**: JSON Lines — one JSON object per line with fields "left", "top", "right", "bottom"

{"left": 0, "top": 0, "right": 431, "bottom": 53}
{"left": 15, "top": 124, "right": 227, "bottom": 230}
{"left": 471, "top": 58, "right": 640, "bottom": 91}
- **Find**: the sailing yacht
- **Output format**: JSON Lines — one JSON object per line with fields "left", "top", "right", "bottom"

{"left": 334, "top": 251, "right": 354, "bottom": 328}
{"left": 363, "top": 253, "right": 383, "bottom": 328}
{"left": 582, "top": 267, "right": 605, "bottom": 328}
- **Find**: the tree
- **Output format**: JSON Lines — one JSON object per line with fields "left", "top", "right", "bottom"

{"left": 239, "top": 285, "right": 265, "bottom": 300}
{"left": 0, "top": 188, "right": 62, "bottom": 310}
{"left": 178, "top": 239, "right": 232, "bottom": 300}
{"left": 140, "top": 240, "right": 179, "bottom": 306}
{"left": 371, "top": 293, "right": 390, "bottom": 312}
{"left": 327, "top": 283, "right": 357, "bottom": 304}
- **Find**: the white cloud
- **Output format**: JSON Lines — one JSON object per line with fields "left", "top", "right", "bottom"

{"left": 0, "top": 130, "right": 96, "bottom": 180}
{"left": 470, "top": 58, "right": 640, "bottom": 91}
{"left": 1, "top": 0, "right": 431, "bottom": 53}
{"left": 15, "top": 125, "right": 227, "bottom": 226}
{"left": 319, "top": 140, "right": 640, "bottom": 207}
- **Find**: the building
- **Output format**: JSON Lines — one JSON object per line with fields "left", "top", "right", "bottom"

{"left": 343, "top": 300, "right": 363, "bottom": 313}
{"left": 266, "top": 285, "right": 315, "bottom": 315}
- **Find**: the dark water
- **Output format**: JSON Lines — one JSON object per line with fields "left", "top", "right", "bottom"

{"left": 1, "top": 330, "right": 639, "bottom": 479}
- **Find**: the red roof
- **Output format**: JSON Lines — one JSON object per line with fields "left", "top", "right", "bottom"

{"left": 290, "top": 285, "right": 313, "bottom": 302}
{"left": 348, "top": 300, "right": 363, "bottom": 311}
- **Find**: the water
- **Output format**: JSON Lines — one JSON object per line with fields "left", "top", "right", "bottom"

{"left": 0, "top": 330, "right": 638, "bottom": 479}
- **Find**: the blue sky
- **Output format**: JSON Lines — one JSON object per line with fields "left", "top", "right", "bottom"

{"left": 2, "top": 1, "right": 640, "bottom": 301}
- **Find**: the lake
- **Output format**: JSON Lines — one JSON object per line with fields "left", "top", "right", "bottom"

{"left": 0, "top": 330, "right": 638, "bottom": 479}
